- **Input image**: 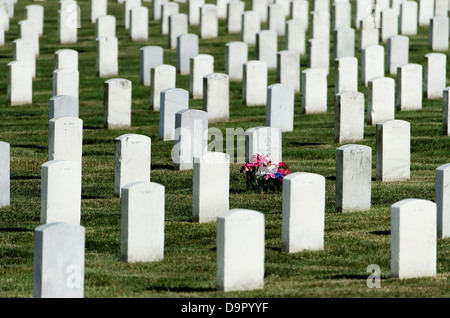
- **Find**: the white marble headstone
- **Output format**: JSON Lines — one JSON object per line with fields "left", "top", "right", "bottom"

{"left": 216, "top": 209, "right": 265, "bottom": 292}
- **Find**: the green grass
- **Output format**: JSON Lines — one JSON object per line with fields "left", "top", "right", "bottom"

{"left": 0, "top": 0, "right": 449, "bottom": 298}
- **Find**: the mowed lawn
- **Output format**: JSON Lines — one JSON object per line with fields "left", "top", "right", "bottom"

{"left": 0, "top": 0, "right": 449, "bottom": 298}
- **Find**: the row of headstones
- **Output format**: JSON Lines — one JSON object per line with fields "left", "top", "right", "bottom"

{"left": 105, "top": 21, "right": 450, "bottom": 139}
{"left": 40, "top": 42, "right": 282, "bottom": 130}
{"left": 102, "top": 1, "right": 448, "bottom": 115}
{"left": 0, "top": 0, "right": 18, "bottom": 46}
{"left": 5, "top": 0, "right": 449, "bottom": 211}
{"left": 91, "top": 0, "right": 307, "bottom": 44}
{"left": 7, "top": 15, "right": 285, "bottom": 121}
{"left": 103, "top": 0, "right": 450, "bottom": 81}
{"left": 5, "top": 1, "right": 120, "bottom": 105}
{"left": 58, "top": 16, "right": 450, "bottom": 133}
{"left": 335, "top": 52, "right": 450, "bottom": 142}
{"left": 4, "top": 2, "right": 80, "bottom": 105}
{"left": 6, "top": 0, "right": 303, "bottom": 108}
{"left": 5, "top": 0, "right": 450, "bottom": 64}
{"left": 140, "top": 40, "right": 292, "bottom": 111}
{"left": 73, "top": 0, "right": 450, "bottom": 61}
{"left": 2, "top": 113, "right": 443, "bottom": 229}
{"left": 22, "top": 113, "right": 450, "bottom": 296}
{"left": 30, "top": 158, "right": 449, "bottom": 297}
{"left": 46, "top": 42, "right": 449, "bottom": 141}
{"left": 1, "top": 1, "right": 442, "bottom": 298}
{"left": 1, "top": 82, "right": 441, "bottom": 219}
{"left": 138, "top": 44, "right": 450, "bottom": 140}
{"left": 38, "top": 0, "right": 450, "bottom": 80}
{"left": 315, "top": 0, "right": 450, "bottom": 143}
{"left": 4, "top": 2, "right": 41, "bottom": 105}
{"left": 58, "top": 0, "right": 306, "bottom": 49}
{"left": 1, "top": 108, "right": 441, "bottom": 220}
{"left": 21, "top": 121, "right": 258, "bottom": 296}
{"left": 8, "top": 0, "right": 449, "bottom": 126}
{"left": 2, "top": 49, "right": 413, "bottom": 142}
{"left": 2, "top": 0, "right": 446, "bottom": 270}
{"left": 9, "top": 36, "right": 450, "bottom": 140}
{"left": 19, "top": 109, "right": 444, "bottom": 295}
{"left": 6, "top": 0, "right": 450, "bottom": 296}
{"left": 121, "top": 0, "right": 450, "bottom": 47}
{"left": 5, "top": 64, "right": 450, "bottom": 233}
{"left": 73, "top": 0, "right": 450, "bottom": 121}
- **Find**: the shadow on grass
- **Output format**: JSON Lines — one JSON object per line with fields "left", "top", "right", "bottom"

{"left": 291, "top": 142, "right": 325, "bottom": 147}
{"left": 83, "top": 126, "right": 102, "bottom": 130}
{"left": 83, "top": 138, "right": 104, "bottom": 145}
{"left": 82, "top": 194, "right": 109, "bottom": 200}
{"left": 0, "top": 227, "right": 32, "bottom": 232}
{"left": 326, "top": 176, "right": 377, "bottom": 181}
{"left": 146, "top": 285, "right": 215, "bottom": 292}
{"left": 151, "top": 163, "right": 174, "bottom": 170}
{"left": 330, "top": 274, "right": 369, "bottom": 280}
{"left": 229, "top": 188, "right": 248, "bottom": 194}
{"left": 11, "top": 175, "right": 40, "bottom": 180}
{"left": 13, "top": 144, "right": 46, "bottom": 151}
{"left": 370, "top": 230, "right": 390, "bottom": 236}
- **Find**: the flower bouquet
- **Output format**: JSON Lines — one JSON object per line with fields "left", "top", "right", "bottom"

{"left": 240, "top": 154, "right": 290, "bottom": 193}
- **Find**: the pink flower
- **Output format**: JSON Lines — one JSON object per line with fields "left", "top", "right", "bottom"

{"left": 264, "top": 173, "right": 276, "bottom": 180}
{"left": 242, "top": 153, "right": 290, "bottom": 191}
